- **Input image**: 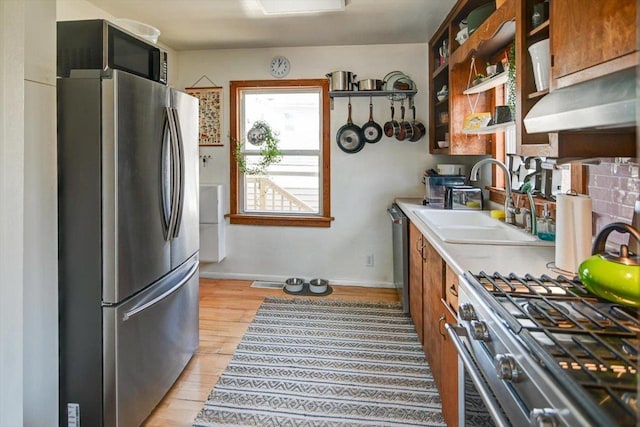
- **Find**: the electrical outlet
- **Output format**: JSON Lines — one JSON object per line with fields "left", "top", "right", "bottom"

{"left": 365, "top": 254, "right": 374, "bottom": 267}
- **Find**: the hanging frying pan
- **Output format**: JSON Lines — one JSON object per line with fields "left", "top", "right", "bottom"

{"left": 362, "top": 97, "right": 383, "bottom": 144}
{"left": 409, "top": 104, "right": 426, "bottom": 142}
{"left": 336, "top": 99, "right": 365, "bottom": 154}
{"left": 383, "top": 100, "right": 400, "bottom": 138}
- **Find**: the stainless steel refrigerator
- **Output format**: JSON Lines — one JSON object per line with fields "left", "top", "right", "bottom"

{"left": 58, "top": 69, "right": 199, "bottom": 427}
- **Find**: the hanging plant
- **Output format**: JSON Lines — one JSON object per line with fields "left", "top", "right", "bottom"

{"left": 233, "top": 120, "right": 282, "bottom": 175}
{"left": 506, "top": 43, "right": 516, "bottom": 116}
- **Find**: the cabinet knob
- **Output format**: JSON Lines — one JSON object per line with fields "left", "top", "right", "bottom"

{"left": 470, "top": 320, "right": 490, "bottom": 341}
{"left": 438, "top": 314, "right": 446, "bottom": 337}
{"left": 529, "top": 408, "right": 559, "bottom": 427}
{"left": 494, "top": 353, "right": 520, "bottom": 382}
{"left": 458, "top": 303, "right": 477, "bottom": 321}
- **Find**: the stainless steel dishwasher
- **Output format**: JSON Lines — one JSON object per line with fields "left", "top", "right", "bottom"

{"left": 388, "top": 203, "right": 409, "bottom": 313}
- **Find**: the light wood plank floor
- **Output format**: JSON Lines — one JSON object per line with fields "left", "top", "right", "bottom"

{"left": 142, "top": 278, "right": 400, "bottom": 426}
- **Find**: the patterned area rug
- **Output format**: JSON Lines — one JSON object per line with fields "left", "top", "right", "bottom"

{"left": 193, "top": 297, "right": 445, "bottom": 426}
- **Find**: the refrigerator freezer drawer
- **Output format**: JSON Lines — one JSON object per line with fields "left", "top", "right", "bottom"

{"left": 103, "top": 254, "right": 199, "bottom": 427}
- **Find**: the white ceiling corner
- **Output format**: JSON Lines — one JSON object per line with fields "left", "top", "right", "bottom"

{"left": 82, "top": 0, "right": 456, "bottom": 51}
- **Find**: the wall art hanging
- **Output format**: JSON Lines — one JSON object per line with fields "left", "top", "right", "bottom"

{"left": 186, "top": 77, "right": 222, "bottom": 146}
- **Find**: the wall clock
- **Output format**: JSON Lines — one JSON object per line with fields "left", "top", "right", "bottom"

{"left": 269, "top": 56, "right": 290, "bottom": 78}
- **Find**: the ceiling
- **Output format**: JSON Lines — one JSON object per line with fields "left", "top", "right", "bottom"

{"left": 84, "top": 0, "right": 456, "bottom": 51}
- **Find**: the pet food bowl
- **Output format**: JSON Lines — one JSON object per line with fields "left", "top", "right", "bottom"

{"left": 309, "top": 278, "right": 328, "bottom": 294}
{"left": 284, "top": 277, "right": 304, "bottom": 293}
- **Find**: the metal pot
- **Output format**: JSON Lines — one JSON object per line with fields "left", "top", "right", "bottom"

{"left": 578, "top": 223, "right": 640, "bottom": 307}
{"left": 357, "top": 79, "right": 383, "bottom": 91}
{"left": 326, "top": 71, "right": 357, "bottom": 91}
{"left": 362, "top": 99, "right": 383, "bottom": 143}
{"left": 383, "top": 101, "right": 400, "bottom": 138}
{"left": 336, "top": 100, "right": 365, "bottom": 153}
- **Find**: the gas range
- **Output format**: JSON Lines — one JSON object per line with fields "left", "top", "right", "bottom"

{"left": 449, "top": 271, "right": 639, "bottom": 427}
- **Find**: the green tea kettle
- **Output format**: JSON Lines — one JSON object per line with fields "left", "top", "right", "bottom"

{"left": 578, "top": 223, "right": 640, "bottom": 307}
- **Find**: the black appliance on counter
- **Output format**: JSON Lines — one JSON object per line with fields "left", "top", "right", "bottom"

{"left": 447, "top": 272, "right": 638, "bottom": 426}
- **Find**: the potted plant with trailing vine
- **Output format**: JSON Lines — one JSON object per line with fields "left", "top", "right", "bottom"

{"left": 506, "top": 43, "right": 516, "bottom": 117}
{"left": 233, "top": 120, "right": 282, "bottom": 175}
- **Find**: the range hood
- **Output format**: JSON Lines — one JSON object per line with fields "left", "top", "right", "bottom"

{"left": 524, "top": 67, "right": 636, "bottom": 134}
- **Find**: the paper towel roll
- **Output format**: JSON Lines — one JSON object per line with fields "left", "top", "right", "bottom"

{"left": 555, "top": 194, "right": 592, "bottom": 274}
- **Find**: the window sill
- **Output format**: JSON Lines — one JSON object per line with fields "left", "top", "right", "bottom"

{"left": 227, "top": 214, "right": 334, "bottom": 227}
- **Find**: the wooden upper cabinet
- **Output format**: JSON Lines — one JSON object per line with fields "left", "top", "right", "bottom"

{"left": 551, "top": 0, "right": 637, "bottom": 88}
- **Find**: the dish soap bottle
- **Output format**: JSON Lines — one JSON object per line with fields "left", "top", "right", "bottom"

{"left": 537, "top": 203, "right": 556, "bottom": 241}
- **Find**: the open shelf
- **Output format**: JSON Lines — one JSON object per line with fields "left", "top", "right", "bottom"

{"left": 329, "top": 90, "right": 416, "bottom": 98}
{"left": 433, "top": 62, "right": 449, "bottom": 78}
{"left": 462, "top": 120, "right": 515, "bottom": 134}
{"left": 527, "top": 89, "right": 549, "bottom": 99}
{"left": 463, "top": 70, "right": 508, "bottom": 94}
{"left": 528, "top": 19, "right": 549, "bottom": 38}
{"left": 450, "top": 0, "right": 516, "bottom": 67}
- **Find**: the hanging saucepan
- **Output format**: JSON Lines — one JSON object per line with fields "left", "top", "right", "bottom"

{"left": 383, "top": 100, "right": 400, "bottom": 138}
{"left": 395, "top": 100, "right": 412, "bottom": 141}
{"left": 409, "top": 105, "right": 426, "bottom": 142}
{"left": 362, "top": 97, "right": 383, "bottom": 143}
{"left": 578, "top": 223, "right": 640, "bottom": 307}
{"left": 336, "top": 99, "right": 365, "bottom": 153}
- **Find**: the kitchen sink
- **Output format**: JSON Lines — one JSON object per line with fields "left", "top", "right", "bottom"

{"left": 414, "top": 209, "right": 554, "bottom": 246}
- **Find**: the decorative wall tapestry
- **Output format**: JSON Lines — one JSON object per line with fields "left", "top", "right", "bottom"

{"left": 185, "top": 83, "right": 223, "bottom": 146}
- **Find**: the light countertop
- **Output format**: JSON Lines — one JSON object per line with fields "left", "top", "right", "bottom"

{"left": 396, "top": 198, "right": 559, "bottom": 278}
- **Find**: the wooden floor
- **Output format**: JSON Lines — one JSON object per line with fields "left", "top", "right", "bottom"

{"left": 142, "top": 278, "right": 400, "bottom": 426}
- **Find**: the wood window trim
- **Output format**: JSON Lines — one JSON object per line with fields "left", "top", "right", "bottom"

{"left": 228, "top": 79, "right": 333, "bottom": 227}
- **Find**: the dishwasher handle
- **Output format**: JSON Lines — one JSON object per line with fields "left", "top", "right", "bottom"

{"left": 387, "top": 204, "right": 405, "bottom": 225}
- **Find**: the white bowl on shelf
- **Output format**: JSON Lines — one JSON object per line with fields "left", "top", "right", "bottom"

{"left": 455, "top": 27, "right": 468, "bottom": 45}
{"left": 114, "top": 19, "right": 160, "bottom": 44}
{"left": 437, "top": 140, "right": 450, "bottom": 149}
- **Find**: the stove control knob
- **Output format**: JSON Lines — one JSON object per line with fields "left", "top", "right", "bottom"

{"left": 470, "top": 320, "right": 490, "bottom": 341}
{"left": 459, "top": 303, "right": 477, "bottom": 321}
{"left": 494, "top": 354, "right": 519, "bottom": 382}
{"left": 530, "top": 408, "right": 559, "bottom": 427}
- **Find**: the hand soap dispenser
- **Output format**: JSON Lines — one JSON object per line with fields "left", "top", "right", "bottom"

{"left": 537, "top": 203, "right": 556, "bottom": 241}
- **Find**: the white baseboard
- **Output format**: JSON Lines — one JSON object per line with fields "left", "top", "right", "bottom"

{"left": 198, "top": 269, "right": 395, "bottom": 288}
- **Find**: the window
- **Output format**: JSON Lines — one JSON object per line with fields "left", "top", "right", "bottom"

{"left": 229, "top": 79, "right": 332, "bottom": 227}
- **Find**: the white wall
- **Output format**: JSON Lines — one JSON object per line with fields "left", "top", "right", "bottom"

{"left": 178, "top": 44, "right": 451, "bottom": 286}
{"left": 1, "top": 0, "right": 58, "bottom": 426}
{"left": 1, "top": 2, "right": 26, "bottom": 425}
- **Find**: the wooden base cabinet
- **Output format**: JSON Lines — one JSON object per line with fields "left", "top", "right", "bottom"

{"left": 409, "top": 222, "right": 424, "bottom": 343}
{"left": 421, "top": 235, "right": 459, "bottom": 427}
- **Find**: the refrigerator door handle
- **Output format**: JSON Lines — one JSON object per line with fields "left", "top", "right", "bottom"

{"left": 166, "top": 107, "right": 180, "bottom": 240}
{"left": 121, "top": 258, "right": 198, "bottom": 322}
{"left": 170, "top": 108, "right": 185, "bottom": 239}
{"left": 161, "top": 108, "right": 174, "bottom": 240}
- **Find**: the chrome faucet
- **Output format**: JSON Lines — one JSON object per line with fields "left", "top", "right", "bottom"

{"left": 470, "top": 158, "right": 516, "bottom": 225}
{"left": 520, "top": 191, "right": 537, "bottom": 235}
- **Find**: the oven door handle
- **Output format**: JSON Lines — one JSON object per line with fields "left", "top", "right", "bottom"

{"left": 445, "top": 323, "right": 511, "bottom": 427}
